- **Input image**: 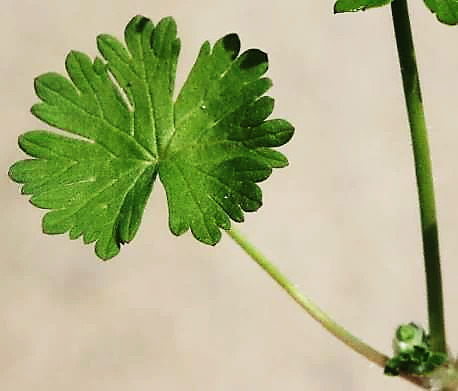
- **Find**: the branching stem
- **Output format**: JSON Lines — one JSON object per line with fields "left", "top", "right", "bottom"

{"left": 390, "top": 0, "right": 447, "bottom": 354}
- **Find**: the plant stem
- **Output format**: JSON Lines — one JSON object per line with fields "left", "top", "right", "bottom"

{"left": 390, "top": 0, "right": 447, "bottom": 354}
{"left": 227, "top": 227, "right": 385, "bottom": 363}
{"left": 227, "top": 227, "right": 428, "bottom": 388}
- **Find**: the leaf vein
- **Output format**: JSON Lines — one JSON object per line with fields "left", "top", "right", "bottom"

{"left": 171, "top": 160, "right": 215, "bottom": 237}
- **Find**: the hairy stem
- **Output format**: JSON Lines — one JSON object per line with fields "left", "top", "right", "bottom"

{"left": 226, "top": 227, "right": 427, "bottom": 388}
{"left": 390, "top": 0, "right": 447, "bottom": 353}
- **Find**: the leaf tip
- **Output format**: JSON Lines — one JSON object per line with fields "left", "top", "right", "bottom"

{"left": 333, "top": 2, "right": 342, "bottom": 14}
{"left": 8, "top": 161, "right": 21, "bottom": 183}
{"left": 128, "top": 14, "right": 154, "bottom": 33}
{"left": 221, "top": 33, "right": 241, "bottom": 60}
{"left": 239, "top": 49, "right": 268, "bottom": 71}
{"left": 95, "top": 241, "right": 121, "bottom": 261}
{"left": 192, "top": 227, "right": 222, "bottom": 246}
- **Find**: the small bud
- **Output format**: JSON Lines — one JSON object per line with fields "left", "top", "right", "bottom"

{"left": 393, "top": 322, "right": 426, "bottom": 355}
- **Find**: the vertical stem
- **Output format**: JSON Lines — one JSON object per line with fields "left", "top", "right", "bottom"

{"left": 390, "top": 0, "right": 446, "bottom": 353}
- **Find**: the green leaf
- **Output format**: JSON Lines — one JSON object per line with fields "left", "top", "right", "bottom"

{"left": 9, "top": 15, "right": 294, "bottom": 260}
{"left": 334, "top": 0, "right": 394, "bottom": 13}
{"left": 423, "top": 0, "right": 458, "bottom": 25}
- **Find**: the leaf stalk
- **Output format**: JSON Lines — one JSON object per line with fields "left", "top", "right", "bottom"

{"left": 227, "top": 226, "right": 429, "bottom": 388}
{"left": 226, "top": 227, "right": 386, "bottom": 363}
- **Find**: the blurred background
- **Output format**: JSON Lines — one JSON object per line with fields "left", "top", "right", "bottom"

{"left": 2, "top": 1, "right": 458, "bottom": 389}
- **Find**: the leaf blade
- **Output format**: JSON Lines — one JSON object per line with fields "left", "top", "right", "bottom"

{"left": 10, "top": 130, "right": 156, "bottom": 259}
{"left": 159, "top": 33, "right": 293, "bottom": 244}
{"left": 9, "top": 15, "right": 294, "bottom": 258}
{"left": 334, "top": 0, "right": 394, "bottom": 13}
{"left": 423, "top": 0, "right": 458, "bottom": 25}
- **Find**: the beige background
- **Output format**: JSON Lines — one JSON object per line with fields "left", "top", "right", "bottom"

{"left": 2, "top": 0, "right": 458, "bottom": 390}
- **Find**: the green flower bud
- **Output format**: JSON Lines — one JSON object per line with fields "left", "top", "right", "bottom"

{"left": 393, "top": 322, "right": 426, "bottom": 355}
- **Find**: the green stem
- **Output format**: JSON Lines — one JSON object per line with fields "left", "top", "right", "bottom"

{"left": 227, "top": 227, "right": 386, "bottom": 364}
{"left": 390, "top": 0, "right": 447, "bottom": 354}
{"left": 227, "top": 227, "right": 428, "bottom": 388}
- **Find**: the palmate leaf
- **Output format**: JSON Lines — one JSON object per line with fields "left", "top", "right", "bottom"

{"left": 9, "top": 15, "right": 294, "bottom": 260}
{"left": 334, "top": 0, "right": 394, "bottom": 13}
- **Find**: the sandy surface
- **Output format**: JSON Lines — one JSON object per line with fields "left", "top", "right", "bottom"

{"left": 2, "top": 1, "right": 458, "bottom": 390}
